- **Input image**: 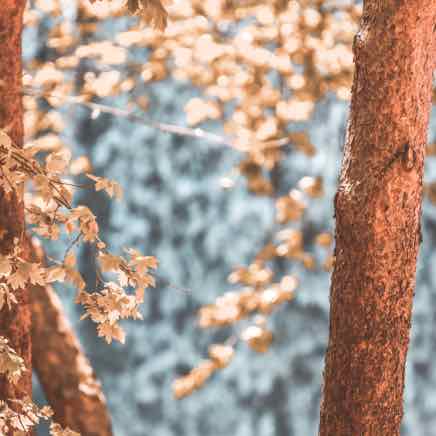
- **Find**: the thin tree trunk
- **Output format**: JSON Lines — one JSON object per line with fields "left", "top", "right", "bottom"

{"left": 0, "top": 0, "right": 31, "bottom": 407}
{"left": 32, "top": 283, "right": 113, "bottom": 436}
{"left": 319, "top": 2, "right": 436, "bottom": 435}
{"left": 29, "top": 239, "right": 113, "bottom": 436}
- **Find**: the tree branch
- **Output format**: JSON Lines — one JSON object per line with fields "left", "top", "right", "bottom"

{"left": 23, "top": 85, "right": 291, "bottom": 152}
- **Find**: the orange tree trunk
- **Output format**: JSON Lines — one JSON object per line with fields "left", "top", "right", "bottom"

{"left": 319, "top": 2, "right": 436, "bottom": 435}
{"left": 32, "top": 281, "right": 113, "bottom": 435}
{"left": 0, "top": 0, "right": 31, "bottom": 405}
{"left": 29, "top": 239, "right": 113, "bottom": 436}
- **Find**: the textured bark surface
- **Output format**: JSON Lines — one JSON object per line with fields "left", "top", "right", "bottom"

{"left": 319, "top": 2, "right": 436, "bottom": 435}
{"left": 0, "top": 0, "right": 32, "bottom": 406}
{"left": 30, "top": 240, "right": 113, "bottom": 436}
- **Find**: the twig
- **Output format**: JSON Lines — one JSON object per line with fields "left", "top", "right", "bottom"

{"left": 23, "top": 85, "right": 292, "bottom": 152}
{"left": 63, "top": 233, "right": 82, "bottom": 262}
{"left": 155, "top": 273, "right": 192, "bottom": 295}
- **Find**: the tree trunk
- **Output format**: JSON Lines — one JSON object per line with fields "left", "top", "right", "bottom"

{"left": 0, "top": 0, "right": 31, "bottom": 407}
{"left": 29, "top": 239, "right": 113, "bottom": 436}
{"left": 319, "top": 2, "right": 436, "bottom": 435}
{"left": 32, "top": 282, "right": 113, "bottom": 435}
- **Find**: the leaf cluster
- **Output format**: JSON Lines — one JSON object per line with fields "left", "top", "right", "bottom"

{"left": 0, "top": 336, "right": 78, "bottom": 435}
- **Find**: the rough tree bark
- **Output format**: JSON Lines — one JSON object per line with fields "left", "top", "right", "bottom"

{"left": 319, "top": 2, "right": 436, "bottom": 435}
{"left": 30, "top": 239, "right": 113, "bottom": 436}
{"left": 0, "top": 0, "right": 31, "bottom": 407}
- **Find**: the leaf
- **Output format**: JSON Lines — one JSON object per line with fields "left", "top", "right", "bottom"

{"left": 64, "top": 252, "right": 76, "bottom": 269}
{"left": 7, "top": 271, "right": 27, "bottom": 290}
{"left": 208, "top": 344, "right": 234, "bottom": 368}
{"left": 86, "top": 174, "right": 123, "bottom": 199}
{"left": 298, "top": 176, "right": 323, "bottom": 198}
{"left": 39, "top": 406, "right": 54, "bottom": 419}
{"left": 128, "top": 0, "right": 168, "bottom": 31}
{"left": 98, "top": 252, "right": 122, "bottom": 272}
{"left": 184, "top": 98, "right": 221, "bottom": 126}
{"left": 50, "top": 422, "right": 81, "bottom": 436}
{"left": 0, "top": 257, "right": 12, "bottom": 278}
{"left": 45, "top": 149, "right": 71, "bottom": 174}
{"left": 65, "top": 268, "right": 86, "bottom": 291}
{"left": 26, "top": 263, "right": 46, "bottom": 286}
{"left": 0, "top": 336, "right": 26, "bottom": 384}
{"left": 129, "top": 255, "right": 158, "bottom": 273}
{"left": 45, "top": 266, "right": 66, "bottom": 283}
{"left": 240, "top": 325, "right": 273, "bottom": 353}
{"left": 7, "top": 262, "right": 46, "bottom": 289}
{"left": 0, "top": 129, "right": 12, "bottom": 148}
{"left": 97, "top": 322, "right": 126, "bottom": 344}
{"left": 0, "top": 283, "right": 17, "bottom": 311}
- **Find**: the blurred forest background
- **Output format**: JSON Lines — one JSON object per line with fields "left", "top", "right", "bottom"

{"left": 21, "top": 0, "right": 436, "bottom": 435}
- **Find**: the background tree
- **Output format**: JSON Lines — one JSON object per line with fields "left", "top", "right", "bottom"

{"left": 0, "top": 0, "right": 31, "bottom": 409}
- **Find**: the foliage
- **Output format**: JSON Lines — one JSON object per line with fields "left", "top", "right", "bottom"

{"left": 0, "top": 337, "right": 26, "bottom": 386}
{"left": 49, "top": 422, "right": 81, "bottom": 436}
{"left": 3, "top": 0, "right": 436, "bottom": 422}
{"left": 91, "top": 0, "right": 168, "bottom": 30}
{"left": 0, "top": 348, "right": 75, "bottom": 436}
{"left": 0, "top": 395, "right": 52, "bottom": 435}
{"left": 16, "top": 0, "right": 356, "bottom": 399}
{"left": 0, "top": 0, "right": 164, "bottom": 432}
{"left": 0, "top": 124, "right": 157, "bottom": 345}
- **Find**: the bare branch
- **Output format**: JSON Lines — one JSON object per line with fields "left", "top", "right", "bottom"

{"left": 23, "top": 86, "right": 291, "bottom": 152}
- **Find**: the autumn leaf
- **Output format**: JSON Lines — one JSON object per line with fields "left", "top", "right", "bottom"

{"left": 86, "top": 174, "right": 123, "bottom": 199}
{"left": 97, "top": 322, "right": 126, "bottom": 344}
{"left": 65, "top": 268, "right": 86, "bottom": 291}
{"left": 241, "top": 325, "right": 273, "bottom": 353}
{"left": 208, "top": 344, "right": 234, "bottom": 369}
{"left": 98, "top": 252, "right": 122, "bottom": 272}
{"left": 7, "top": 271, "right": 27, "bottom": 290}
{"left": 7, "top": 262, "right": 46, "bottom": 289}
{"left": 25, "top": 262, "right": 45, "bottom": 285}
{"left": 127, "top": 0, "right": 168, "bottom": 31}
{"left": 0, "top": 256, "right": 12, "bottom": 278}
{"left": 64, "top": 252, "right": 76, "bottom": 268}
{"left": 45, "top": 265, "right": 66, "bottom": 283}
{"left": 0, "top": 283, "right": 18, "bottom": 311}
{"left": 45, "top": 149, "right": 71, "bottom": 174}
{"left": 50, "top": 422, "right": 80, "bottom": 436}
{"left": 0, "top": 129, "right": 12, "bottom": 148}
{"left": 0, "top": 336, "right": 26, "bottom": 384}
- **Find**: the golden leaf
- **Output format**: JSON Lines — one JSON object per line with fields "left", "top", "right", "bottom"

{"left": 45, "top": 266, "right": 66, "bottom": 283}
{"left": 45, "top": 149, "right": 71, "bottom": 174}
{"left": 241, "top": 325, "right": 273, "bottom": 353}
{"left": 0, "top": 257, "right": 12, "bottom": 278}
{"left": 49, "top": 422, "right": 81, "bottom": 436}
{"left": 86, "top": 174, "right": 123, "bottom": 199}
{"left": 208, "top": 344, "right": 234, "bottom": 369}
{"left": 298, "top": 176, "right": 323, "bottom": 198}
{"left": 98, "top": 252, "right": 122, "bottom": 272}
{"left": 97, "top": 322, "right": 126, "bottom": 344}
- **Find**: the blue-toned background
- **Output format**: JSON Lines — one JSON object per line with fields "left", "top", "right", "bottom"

{"left": 25, "top": 2, "right": 436, "bottom": 435}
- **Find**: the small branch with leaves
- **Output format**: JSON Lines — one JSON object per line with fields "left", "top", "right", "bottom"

{"left": 0, "top": 128, "right": 158, "bottom": 345}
